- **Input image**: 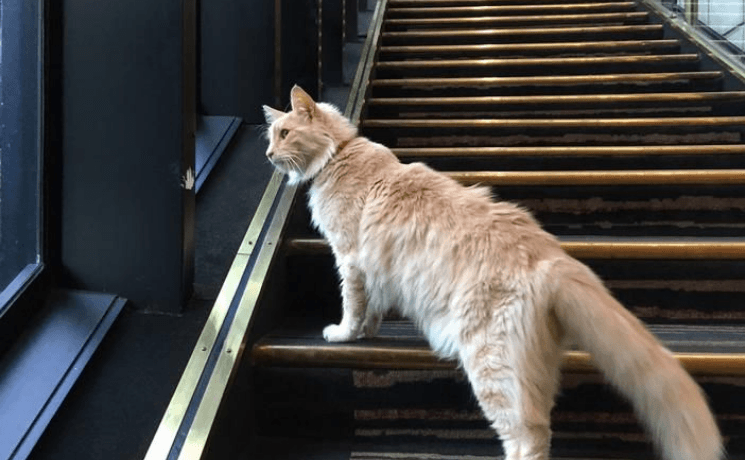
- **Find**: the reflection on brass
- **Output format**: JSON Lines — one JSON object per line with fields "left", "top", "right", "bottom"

{"left": 369, "top": 91, "right": 745, "bottom": 105}
{"left": 146, "top": 0, "right": 390, "bottom": 458}
{"left": 177, "top": 183, "right": 298, "bottom": 460}
{"left": 388, "top": 2, "right": 637, "bottom": 15}
{"left": 351, "top": 0, "right": 390, "bottom": 124}
{"left": 385, "top": 12, "right": 649, "bottom": 26}
{"left": 382, "top": 24, "right": 662, "bottom": 39}
{"left": 252, "top": 341, "right": 745, "bottom": 376}
{"left": 381, "top": 39, "right": 680, "bottom": 54}
{"left": 388, "top": 0, "right": 608, "bottom": 3}
{"left": 447, "top": 169, "right": 745, "bottom": 186}
{"left": 144, "top": 172, "right": 285, "bottom": 460}
{"left": 253, "top": 342, "right": 453, "bottom": 370}
{"left": 377, "top": 54, "right": 699, "bottom": 69}
{"left": 364, "top": 116, "right": 744, "bottom": 128}
{"left": 287, "top": 238, "right": 745, "bottom": 259}
{"left": 372, "top": 71, "right": 722, "bottom": 87}
{"left": 391, "top": 145, "right": 745, "bottom": 157}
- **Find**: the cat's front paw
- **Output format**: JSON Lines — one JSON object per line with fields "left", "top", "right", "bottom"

{"left": 323, "top": 324, "right": 356, "bottom": 342}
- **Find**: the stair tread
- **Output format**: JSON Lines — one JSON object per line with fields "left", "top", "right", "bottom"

{"left": 253, "top": 321, "right": 745, "bottom": 374}
{"left": 372, "top": 72, "right": 723, "bottom": 87}
{"left": 391, "top": 144, "right": 745, "bottom": 156}
{"left": 382, "top": 24, "right": 663, "bottom": 38}
{"left": 386, "top": 11, "right": 649, "bottom": 24}
{"left": 388, "top": 2, "right": 639, "bottom": 14}
{"left": 377, "top": 54, "right": 700, "bottom": 68}
{"left": 286, "top": 237, "right": 745, "bottom": 259}
{"left": 381, "top": 39, "right": 680, "bottom": 54}
{"left": 363, "top": 116, "right": 744, "bottom": 126}
{"left": 370, "top": 91, "right": 744, "bottom": 104}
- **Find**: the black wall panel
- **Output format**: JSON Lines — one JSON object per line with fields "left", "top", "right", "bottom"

{"left": 200, "top": 0, "right": 275, "bottom": 122}
{"left": 61, "top": 0, "right": 196, "bottom": 312}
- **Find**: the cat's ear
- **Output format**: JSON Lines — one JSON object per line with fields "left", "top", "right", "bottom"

{"left": 290, "top": 85, "right": 316, "bottom": 119}
{"left": 263, "top": 105, "right": 285, "bottom": 125}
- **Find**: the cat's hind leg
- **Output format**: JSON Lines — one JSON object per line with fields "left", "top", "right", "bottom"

{"left": 460, "top": 323, "right": 562, "bottom": 460}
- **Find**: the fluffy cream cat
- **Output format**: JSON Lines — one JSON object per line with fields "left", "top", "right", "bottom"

{"left": 263, "top": 85, "right": 722, "bottom": 460}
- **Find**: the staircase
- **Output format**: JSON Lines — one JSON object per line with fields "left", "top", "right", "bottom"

{"left": 146, "top": 0, "right": 745, "bottom": 458}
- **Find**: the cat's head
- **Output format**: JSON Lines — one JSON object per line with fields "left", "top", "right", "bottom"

{"left": 262, "top": 85, "right": 357, "bottom": 185}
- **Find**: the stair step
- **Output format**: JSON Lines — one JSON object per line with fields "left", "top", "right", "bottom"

{"left": 380, "top": 39, "right": 681, "bottom": 56}
{"left": 449, "top": 169, "right": 745, "bottom": 185}
{"left": 371, "top": 72, "right": 724, "bottom": 88}
{"left": 387, "top": 2, "right": 639, "bottom": 17}
{"left": 377, "top": 54, "right": 701, "bottom": 71}
{"left": 286, "top": 238, "right": 745, "bottom": 259}
{"left": 370, "top": 91, "right": 745, "bottom": 106}
{"left": 389, "top": 0, "right": 636, "bottom": 4}
{"left": 390, "top": 144, "right": 745, "bottom": 157}
{"left": 252, "top": 321, "right": 745, "bottom": 375}
{"left": 384, "top": 12, "right": 651, "bottom": 28}
{"left": 381, "top": 24, "right": 663, "bottom": 41}
{"left": 364, "top": 116, "right": 744, "bottom": 129}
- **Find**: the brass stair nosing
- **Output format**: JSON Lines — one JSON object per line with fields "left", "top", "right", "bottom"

{"left": 389, "top": 0, "right": 635, "bottom": 4}
{"left": 376, "top": 54, "right": 700, "bottom": 69}
{"left": 286, "top": 238, "right": 745, "bottom": 259}
{"left": 380, "top": 39, "right": 681, "bottom": 54}
{"left": 363, "top": 116, "right": 745, "bottom": 129}
{"left": 387, "top": 2, "right": 639, "bottom": 15}
{"left": 446, "top": 169, "right": 745, "bottom": 186}
{"left": 369, "top": 91, "right": 744, "bottom": 105}
{"left": 371, "top": 71, "right": 723, "bottom": 87}
{"left": 384, "top": 11, "right": 650, "bottom": 26}
{"left": 382, "top": 24, "right": 663, "bottom": 39}
{"left": 391, "top": 145, "right": 745, "bottom": 157}
{"left": 251, "top": 343, "right": 745, "bottom": 376}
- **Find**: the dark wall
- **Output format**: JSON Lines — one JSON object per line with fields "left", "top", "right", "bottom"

{"left": 199, "top": 0, "right": 275, "bottom": 122}
{"left": 60, "top": 0, "right": 196, "bottom": 312}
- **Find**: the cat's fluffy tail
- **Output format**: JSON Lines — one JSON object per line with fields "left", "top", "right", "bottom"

{"left": 552, "top": 258, "right": 723, "bottom": 460}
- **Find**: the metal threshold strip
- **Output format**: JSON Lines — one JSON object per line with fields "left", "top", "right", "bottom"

{"left": 143, "top": 1, "right": 390, "bottom": 459}
{"left": 285, "top": 238, "right": 745, "bottom": 259}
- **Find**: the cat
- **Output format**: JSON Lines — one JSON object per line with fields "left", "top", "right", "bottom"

{"left": 262, "top": 85, "right": 723, "bottom": 460}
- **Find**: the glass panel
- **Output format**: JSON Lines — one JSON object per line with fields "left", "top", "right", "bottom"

{"left": 0, "top": 0, "right": 42, "bottom": 304}
{"left": 663, "top": 0, "right": 745, "bottom": 56}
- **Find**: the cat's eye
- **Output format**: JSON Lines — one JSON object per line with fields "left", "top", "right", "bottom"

{"left": 279, "top": 129, "right": 289, "bottom": 139}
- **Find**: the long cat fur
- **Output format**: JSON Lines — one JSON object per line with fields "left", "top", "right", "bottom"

{"left": 262, "top": 85, "right": 723, "bottom": 460}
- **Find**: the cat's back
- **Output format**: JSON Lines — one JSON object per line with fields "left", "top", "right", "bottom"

{"left": 362, "top": 160, "right": 562, "bottom": 268}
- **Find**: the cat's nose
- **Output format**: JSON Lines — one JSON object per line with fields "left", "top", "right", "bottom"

{"left": 266, "top": 151, "right": 275, "bottom": 159}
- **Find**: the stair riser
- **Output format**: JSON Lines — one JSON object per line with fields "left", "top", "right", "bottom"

{"left": 252, "top": 367, "right": 745, "bottom": 457}
{"left": 284, "top": 255, "right": 745, "bottom": 324}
